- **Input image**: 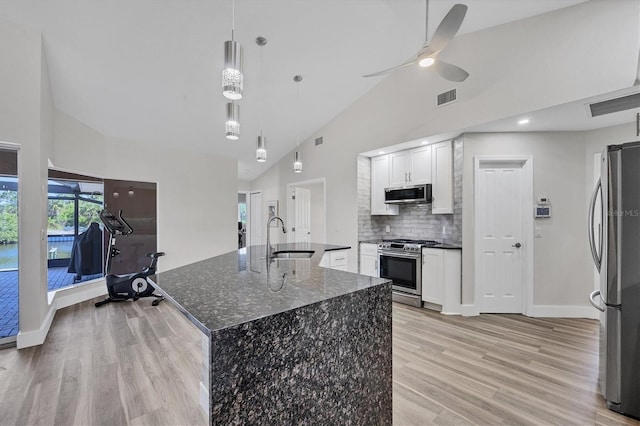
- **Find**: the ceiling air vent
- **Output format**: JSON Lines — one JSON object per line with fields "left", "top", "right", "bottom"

{"left": 315, "top": 137, "right": 323, "bottom": 146}
{"left": 589, "top": 93, "right": 640, "bottom": 117}
{"left": 437, "top": 89, "right": 457, "bottom": 107}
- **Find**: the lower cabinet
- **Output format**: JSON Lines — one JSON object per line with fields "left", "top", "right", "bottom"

{"left": 320, "top": 250, "right": 349, "bottom": 271}
{"left": 359, "top": 243, "right": 379, "bottom": 277}
{"left": 422, "top": 248, "right": 461, "bottom": 314}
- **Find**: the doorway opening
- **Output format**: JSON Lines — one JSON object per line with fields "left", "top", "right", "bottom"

{"left": 286, "top": 179, "right": 326, "bottom": 244}
{"left": 238, "top": 193, "right": 247, "bottom": 249}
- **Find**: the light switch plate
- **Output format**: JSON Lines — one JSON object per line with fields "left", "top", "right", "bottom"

{"left": 535, "top": 226, "right": 542, "bottom": 238}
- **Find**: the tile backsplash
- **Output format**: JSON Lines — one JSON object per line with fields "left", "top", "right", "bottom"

{"left": 358, "top": 138, "right": 463, "bottom": 244}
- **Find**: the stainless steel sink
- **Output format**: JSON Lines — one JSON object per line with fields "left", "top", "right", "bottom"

{"left": 271, "top": 250, "right": 314, "bottom": 259}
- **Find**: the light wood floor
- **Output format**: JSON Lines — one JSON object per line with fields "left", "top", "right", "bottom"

{"left": 1, "top": 300, "right": 638, "bottom": 426}
{"left": 0, "top": 297, "right": 206, "bottom": 426}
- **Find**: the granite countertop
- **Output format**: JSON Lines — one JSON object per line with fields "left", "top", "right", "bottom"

{"left": 152, "top": 243, "right": 390, "bottom": 334}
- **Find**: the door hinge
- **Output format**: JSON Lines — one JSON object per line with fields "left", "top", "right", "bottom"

{"left": 292, "top": 195, "right": 296, "bottom": 200}
{"left": 292, "top": 227, "right": 296, "bottom": 232}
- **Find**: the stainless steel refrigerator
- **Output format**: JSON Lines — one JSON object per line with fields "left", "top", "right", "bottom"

{"left": 588, "top": 141, "right": 640, "bottom": 419}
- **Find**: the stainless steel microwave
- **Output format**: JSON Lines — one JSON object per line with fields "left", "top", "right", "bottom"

{"left": 384, "top": 184, "right": 432, "bottom": 204}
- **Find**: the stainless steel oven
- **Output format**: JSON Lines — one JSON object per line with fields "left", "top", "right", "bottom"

{"left": 378, "top": 239, "right": 438, "bottom": 307}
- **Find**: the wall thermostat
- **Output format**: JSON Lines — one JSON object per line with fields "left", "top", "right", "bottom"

{"left": 535, "top": 196, "right": 551, "bottom": 218}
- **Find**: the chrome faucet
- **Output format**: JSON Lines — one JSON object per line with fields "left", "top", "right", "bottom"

{"left": 266, "top": 216, "right": 287, "bottom": 258}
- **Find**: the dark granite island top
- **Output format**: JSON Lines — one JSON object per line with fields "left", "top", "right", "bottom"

{"left": 152, "top": 243, "right": 392, "bottom": 425}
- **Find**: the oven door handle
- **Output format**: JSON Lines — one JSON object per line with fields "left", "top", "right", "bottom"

{"left": 378, "top": 250, "right": 421, "bottom": 260}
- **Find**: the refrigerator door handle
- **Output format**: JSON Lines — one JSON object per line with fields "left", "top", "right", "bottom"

{"left": 589, "top": 290, "right": 605, "bottom": 312}
{"left": 588, "top": 177, "right": 602, "bottom": 272}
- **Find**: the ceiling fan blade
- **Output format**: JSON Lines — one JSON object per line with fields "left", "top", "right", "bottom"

{"left": 434, "top": 60, "right": 469, "bottom": 82}
{"left": 428, "top": 4, "right": 468, "bottom": 54}
{"left": 363, "top": 57, "right": 417, "bottom": 78}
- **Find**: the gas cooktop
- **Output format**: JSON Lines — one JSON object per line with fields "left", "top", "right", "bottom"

{"left": 378, "top": 239, "right": 441, "bottom": 252}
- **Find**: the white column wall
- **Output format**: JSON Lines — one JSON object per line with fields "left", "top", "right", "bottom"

{"left": 0, "top": 20, "right": 52, "bottom": 342}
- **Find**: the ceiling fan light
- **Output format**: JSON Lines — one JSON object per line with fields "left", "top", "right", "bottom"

{"left": 225, "top": 102, "right": 240, "bottom": 140}
{"left": 418, "top": 57, "right": 435, "bottom": 68}
{"left": 222, "top": 40, "right": 243, "bottom": 100}
{"left": 256, "top": 135, "right": 267, "bottom": 162}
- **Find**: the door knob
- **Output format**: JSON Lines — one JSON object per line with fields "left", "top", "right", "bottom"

{"left": 512, "top": 242, "right": 522, "bottom": 248}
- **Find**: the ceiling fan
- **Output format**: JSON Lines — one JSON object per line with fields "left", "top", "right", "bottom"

{"left": 364, "top": 1, "right": 469, "bottom": 82}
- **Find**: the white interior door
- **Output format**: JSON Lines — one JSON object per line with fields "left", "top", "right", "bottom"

{"left": 249, "top": 191, "right": 262, "bottom": 247}
{"left": 476, "top": 161, "right": 526, "bottom": 313}
{"left": 292, "top": 187, "right": 311, "bottom": 243}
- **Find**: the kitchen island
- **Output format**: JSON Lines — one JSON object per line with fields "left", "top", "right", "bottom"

{"left": 152, "top": 243, "right": 392, "bottom": 425}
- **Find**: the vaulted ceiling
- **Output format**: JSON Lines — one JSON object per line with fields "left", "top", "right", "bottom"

{"left": 0, "top": 0, "right": 589, "bottom": 180}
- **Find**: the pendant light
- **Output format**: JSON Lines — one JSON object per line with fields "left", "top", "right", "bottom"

{"left": 225, "top": 102, "right": 240, "bottom": 140}
{"left": 222, "top": 0, "right": 243, "bottom": 100}
{"left": 293, "top": 75, "right": 303, "bottom": 173}
{"left": 256, "top": 36, "right": 267, "bottom": 162}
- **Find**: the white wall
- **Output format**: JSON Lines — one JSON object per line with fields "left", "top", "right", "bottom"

{"left": 53, "top": 109, "right": 238, "bottom": 271}
{"left": 249, "top": 1, "right": 639, "bottom": 273}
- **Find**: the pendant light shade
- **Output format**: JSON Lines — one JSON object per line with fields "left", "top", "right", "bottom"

{"left": 256, "top": 135, "right": 267, "bottom": 162}
{"left": 222, "top": 40, "right": 243, "bottom": 100}
{"left": 292, "top": 75, "right": 303, "bottom": 173}
{"left": 225, "top": 102, "right": 240, "bottom": 140}
{"left": 293, "top": 151, "right": 303, "bottom": 173}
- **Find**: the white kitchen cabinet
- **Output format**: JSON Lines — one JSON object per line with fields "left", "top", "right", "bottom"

{"left": 371, "top": 155, "right": 399, "bottom": 215}
{"left": 422, "top": 249, "right": 444, "bottom": 305}
{"left": 359, "top": 243, "right": 379, "bottom": 277}
{"left": 422, "top": 248, "right": 461, "bottom": 314}
{"left": 389, "top": 146, "right": 432, "bottom": 187}
{"left": 431, "top": 140, "right": 453, "bottom": 214}
{"left": 320, "top": 250, "right": 349, "bottom": 271}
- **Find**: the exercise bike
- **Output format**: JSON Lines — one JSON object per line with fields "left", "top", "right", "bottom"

{"left": 95, "top": 209, "right": 165, "bottom": 308}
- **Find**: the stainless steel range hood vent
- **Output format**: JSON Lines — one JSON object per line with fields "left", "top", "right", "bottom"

{"left": 588, "top": 93, "right": 640, "bottom": 117}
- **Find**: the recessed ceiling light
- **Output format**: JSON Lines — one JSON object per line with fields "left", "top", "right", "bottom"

{"left": 421, "top": 141, "right": 429, "bottom": 145}
{"left": 518, "top": 118, "right": 530, "bottom": 125}
{"left": 378, "top": 151, "right": 385, "bottom": 155}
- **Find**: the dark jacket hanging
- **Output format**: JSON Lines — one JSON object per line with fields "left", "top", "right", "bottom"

{"left": 68, "top": 222, "right": 103, "bottom": 277}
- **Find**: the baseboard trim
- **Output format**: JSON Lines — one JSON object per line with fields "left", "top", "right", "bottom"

{"left": 16, "top": 302, "right": 56, "bottom": 349}
{"left": 54, "top": 280, "right": 107, "bottom": 310}
{"left": 16, "top": 280, "right": 107, "bottom": 349}
{"left": 529, "top": 305, "right": 598, "bottom": 319}
{"left": 461, "top": 304, "right": 480, "bottom": 317}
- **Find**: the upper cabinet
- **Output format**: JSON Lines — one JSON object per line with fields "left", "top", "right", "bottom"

{"left": 431, "top": 141, "right": 453, "bottom": 214}
{"left": 389, "top": 146, "right": 432, "bottom": 187}
{"left": 370, "top": 140, "right": 454, "bottom": 216}
{"left": 371, "top": 155, "right": 399, "bottom": 215}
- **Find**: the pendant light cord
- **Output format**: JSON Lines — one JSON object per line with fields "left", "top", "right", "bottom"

{"left": 296, "top": 80, "right": 300, "bottom": 147}
{"left": 260, "top": 44, "right": 264, "bottom": 136}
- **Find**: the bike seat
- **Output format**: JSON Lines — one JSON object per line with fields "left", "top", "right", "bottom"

{"left": 146, "top": 252, "right": 165, "bottom": 258}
